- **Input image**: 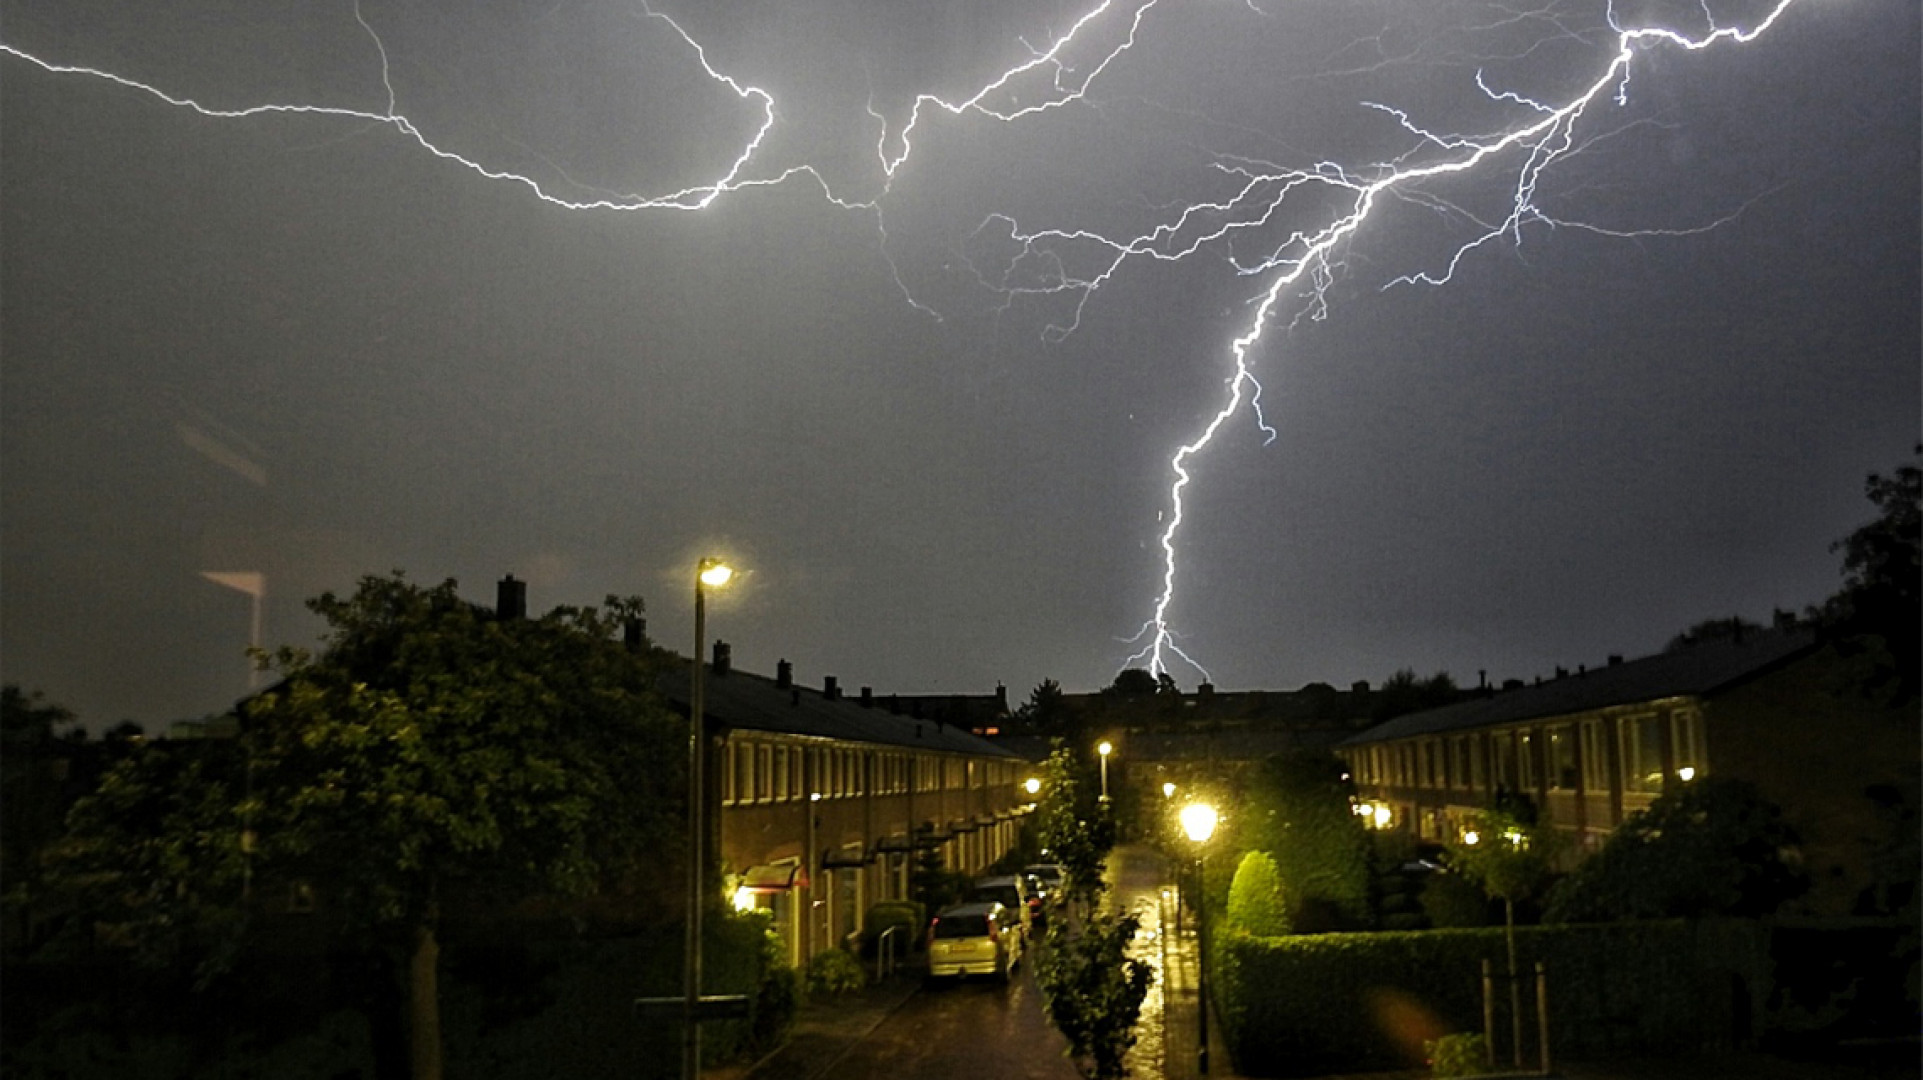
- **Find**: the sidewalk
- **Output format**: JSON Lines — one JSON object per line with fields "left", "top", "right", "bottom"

{"left": 716, "top": 964, "right": 922, "bottom": 1080}
{"left": 1108, "top": 844, "right": 1245, "bottom": 1080}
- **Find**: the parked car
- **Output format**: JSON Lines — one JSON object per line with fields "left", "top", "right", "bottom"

{"left": 927, "top": 901, "right": 1024, "bottom": 982}
{"left": 1025, "top": 863, "right": 1066, "bottom": 905}
{"left": 967, "top": 874, "right": 1038, "bottom": 934}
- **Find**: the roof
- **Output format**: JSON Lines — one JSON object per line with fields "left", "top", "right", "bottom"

{"left": 1339, "top": 627, "right": 1819, "bottom": 746}
{"left": 658, "top": 663, "right": 1025, "bottom": 760}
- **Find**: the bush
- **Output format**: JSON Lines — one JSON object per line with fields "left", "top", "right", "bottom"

{"left": 802, "top": 949, "right": 866, "bottom": 998}
{"left": 1425, "top": 1032, "right": 1491, "bottom": 1076}
{"left": 1544, "top": 778, "right": 1806, "bottom": 923}
{"left": 1227, "top": 852, "right": 1291, "bottom": 937}
{"left": 862, "top": 900, "right": 925, "bottom": 956}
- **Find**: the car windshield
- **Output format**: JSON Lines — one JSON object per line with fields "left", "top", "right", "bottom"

{"left": 970, "top": 886, "right": 1019, "bottom": 907}
{"left": 932, "top": 914, "right": 991, "bottom": 939}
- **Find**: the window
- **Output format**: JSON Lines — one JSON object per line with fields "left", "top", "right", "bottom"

{"left": 1580, "top": 720, "right": 1609, "bottom": 792}
{"left": 721, "top": 743, "right": 737, "bottom": 805}
{"left": 1518, "top": 731, "right": 1538, "bottom": 789}
{"left": 1671, "top": 710, "right": 1704, "bottom": 780}
{"left": 1452, "top": 738, "right": 1472, "bottom": 790}
{"left": 1548, "top": 726, "right": 1577, "bottom": 790}
{"left": 756, "top": 745, "right": 772, "bottom": 802}
{"left": 1492, "top": 734, "right": 1514, "bottom": 789}
{"left": 773, "top": 746, "right": 790, "bottom": 801}
{"left": 1619, "top": 714, "right": 1663, "bottom": 794}
{"left": 1469, "top": 737, "right": 1486, "bottom": 790}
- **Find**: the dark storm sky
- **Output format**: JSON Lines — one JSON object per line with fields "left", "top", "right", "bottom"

{"left": 2, "top": 0, "right": 1917, "bottom": 728}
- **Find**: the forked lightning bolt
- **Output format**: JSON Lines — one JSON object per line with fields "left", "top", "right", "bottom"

{"left": 0, "top": 0, "right": 1808, "bottom": 684}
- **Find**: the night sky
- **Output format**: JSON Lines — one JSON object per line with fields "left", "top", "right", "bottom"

{"left": 2, "top": 0, "right": 1916, "bottom": 728}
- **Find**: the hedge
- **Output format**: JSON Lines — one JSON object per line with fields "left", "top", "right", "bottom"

{"left": 1214, "top": 920, "right": 1769, "bottom": 1077}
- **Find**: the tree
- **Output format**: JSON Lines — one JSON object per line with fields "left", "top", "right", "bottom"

{"left": 1370, "top": 669, "right": 1460, "bottom": 723}
{"left": 43, "top": 574, "right": 684, "bottom": 1080}
{"left": 1225, "top": 851, "right": 1290, "bottom": 937}
{"left": 1035, "top": 910, "right": 1155, "bottom": 1080}
{"left": 1543, "top": 777, "right": 1807, "bottom": 924}
{"left": 1034, "top": 742, "right": 1115, "bottom": 910}
{"left": 1240, "top": 750, "right": 1371, "bottom": 929}
{"left": 241, "top": 575, "right": 682, "bottom": 1080}
{"left": 1106, "top": 668, "right": 1159, "bottom": 697}
{"left": 1444, "top": 807, "right": 1564, "bottom": 1070}
{"left": 1018, "top": 678, "right": 1075, "bottom": 738}
{"left": 36, "top": 736, "right": 253, "bottom": 978}
{"left": 1815, "top": 447, "right": 1922, "bottom": 699}
{"left": 1665, "top": 615, "right": 1768, "bottom": 653}
{"left": 2, "top": 685, "right": 83, "bottom": 918}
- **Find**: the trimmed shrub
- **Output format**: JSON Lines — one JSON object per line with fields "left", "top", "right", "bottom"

{"left": 1227, "top": 852, "right": 1291, "bottom": 937}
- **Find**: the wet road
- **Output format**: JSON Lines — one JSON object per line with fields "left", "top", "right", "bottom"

{"left": 833, "top": 961, "right": 1084, "bottom": 1079}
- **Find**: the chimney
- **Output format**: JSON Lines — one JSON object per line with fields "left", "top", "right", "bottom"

{"left": 624, "top": 617, "right": 646, "bottom": 654}
{"left": 1607, "top": 654, "right": 1623, "bottom": 667}
{"left": 1351, "top": 680, "right": 1370, "bottom": 695}
{"left": 860, "top": 686, "right": 874, "bottom": 708}
{"left": 995, "top": 682, "right": 1008, "bottom": 712}
{"left": 1478, "top": 669, "right": 1487, "bottom": 690}
{"left": 711, "top": 640, "right": 731, "bottom": 676}
{"left": 1198, "top": 682, "right": 1215, "bottom": 702}
{"left": 497, "top": 574, "right": 527, "bottom": 620}
{"left": 824, "top": 675, "right": 840, "bottom": 701}
{"left": 1555, "top": 666, "right": 1569, "bottom": 679}
{"left": 1774, "top": 608, "right": 1797, "bottom": 630}
{"left": 776, "top": 659, "right": 793, "bottom": 690}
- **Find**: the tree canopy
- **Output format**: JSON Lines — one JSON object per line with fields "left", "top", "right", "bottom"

{"left": 1543, "top": 777, "right": 1807, "bottom": 923}
{"left": 39, "top": 573, "right": 687, "bottom": 1080}
{"left": 1816, "top": 447, "right": 1921, "bottom": 699}
{"left": 1238, "top": 749, "right": 1370, "bottom": 929}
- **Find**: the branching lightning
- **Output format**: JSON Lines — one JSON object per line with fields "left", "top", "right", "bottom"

{"left": 1, "top": 0, "right": 1808, "bottom": 684}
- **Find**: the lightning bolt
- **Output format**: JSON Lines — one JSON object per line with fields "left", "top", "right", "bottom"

{"left": 1091, "top": 1, "right": 1803, "bottom": 679}
{"left": 2, "top": 0, "right": 1812, "bottom": 685}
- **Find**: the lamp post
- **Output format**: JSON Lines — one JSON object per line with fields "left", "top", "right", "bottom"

{"left": 684, "top": 557, "right": 733, "bottom": 1080}
{"left": 1180, "top": 802, "right": 1219, "bottom": 1076}
{"left": 1098, "top": 740, "right": 1113, "bottom": 801}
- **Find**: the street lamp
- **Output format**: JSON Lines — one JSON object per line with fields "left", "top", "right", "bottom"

{"left": 1163, "top": 781, "right": 1176, "bottom": 800}
{"left": 684, "top": 557, "right": 733, "bottom": 1080}
{"left": 1180, "top": 802, "right": 1219, "bottom": 1075}
{"left": 1025, "top": 776, "right": 1042, "bottom": 797}
{"left": 1098, "top": 740, "right": 1113, "bottom": 801}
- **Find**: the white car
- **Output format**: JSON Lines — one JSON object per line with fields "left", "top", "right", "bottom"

{"left": 927, "top": 901, "right": 1024, "bottom": 982}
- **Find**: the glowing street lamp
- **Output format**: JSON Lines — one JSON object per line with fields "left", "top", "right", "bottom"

{"left": 1163, "top": 781, "right": 1177, "bottom": 800}
{"left": 1180, "top": 801, "right": 1219, "bottom": 1075}
{"left": 1098, "top": 740, "right": 1113, "bottom": 801}
{"left": 1025, "top": 776, "right": 1042, "bottom": 797}
{"left": 684, "top": 556, "right": 734, "bottom": 1080}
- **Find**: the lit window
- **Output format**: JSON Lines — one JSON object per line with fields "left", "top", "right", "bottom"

{"left": 1671, "top": 711, "right": 1704, "bottom": 781}
{"left": 1549, "top": 726, "right": 1577, "bottom": 791}
{"left": 1580, "top": 721, "right": 1608, "bottom": 792}
{"left": 1619, "top": 715, "right": 1663, "bottom": 794}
